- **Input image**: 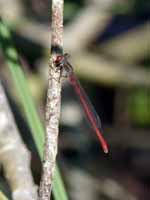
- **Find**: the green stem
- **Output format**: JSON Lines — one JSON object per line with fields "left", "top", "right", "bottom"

{"left": 0, "top": 19, "right": 68, "bottom": 200}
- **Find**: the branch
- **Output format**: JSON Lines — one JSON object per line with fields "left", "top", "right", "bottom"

{"left": 39, "top": 0, "right": 64, "bottom": 199}
{"left": 71, "top": 52, "right": 150, "bottom": 87}
{"left": 64, "top": 2, "right": 113, "bottom": 52}
{"left": 10, "top": 1, "right": 113, "bottom": 51}
{"left": 99, "top": 22, "right": 150, "bottom": 63}
{"left": 67, "top": 168, "right": 136, "bottom": 200}
{"left": 0, "top": 82, "right": 38, "bottom": 200}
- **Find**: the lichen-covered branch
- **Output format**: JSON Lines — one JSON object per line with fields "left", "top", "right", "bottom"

{"left": 0, "top": 82, "right": 38, "bottom": 200}
{"left": 39, "top": 0, "right": 64, "bottom": 199}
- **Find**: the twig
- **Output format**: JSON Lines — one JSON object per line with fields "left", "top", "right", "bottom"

{"left": 39, "top": 0, "right": 64, "bottom": 199}
{"left": 3, "top": 1, "right": 112, "bottom": 51}
{"left": 71, "top": 52, "right": 150, "bottom": 87}
{"left": 64, "top": 3, "right": 112, "bottom": 52}
{"left": 0, "top": 18, "right": 68, "bottom": 200}
{"left": 99, "top": 22, "right": 150, "bottom": 63}
{"left": 67, "top": 168, "right": 136, "bottom": 200}
{"left": 0, "top": 82, "right": 38, "bottom": 200}
{"left": 33, "top": 52, "right": 150, "bottom": 92}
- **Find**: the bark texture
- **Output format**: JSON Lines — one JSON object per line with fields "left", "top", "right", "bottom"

{"left": 39, "top": 0, "right": 64, "bottom": 199}
{"left": 0, "top": 82, "right": 38, "bottom": 200}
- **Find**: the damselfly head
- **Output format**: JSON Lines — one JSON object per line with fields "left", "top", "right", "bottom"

{"left": 55, "top": 55, "right": 64, "bottom": 64}
{"left": 55, "top": 53, "right": 70, "bottom": 64}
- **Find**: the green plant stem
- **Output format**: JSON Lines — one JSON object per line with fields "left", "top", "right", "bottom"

{"left": 0, "top": 19, "right": 68, "bottom": 200}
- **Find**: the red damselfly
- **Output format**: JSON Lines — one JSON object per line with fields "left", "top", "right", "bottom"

{"left": 55, "top": 53, "right": 108, "bottom": 153}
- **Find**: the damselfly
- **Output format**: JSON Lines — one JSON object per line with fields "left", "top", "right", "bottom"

{"left": 55, "top": 53, "right": 108, "bottom": 153}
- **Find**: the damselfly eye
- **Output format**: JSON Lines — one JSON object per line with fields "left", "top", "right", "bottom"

{"left": 55, "top": 55, "right": 63, "bottom": 64}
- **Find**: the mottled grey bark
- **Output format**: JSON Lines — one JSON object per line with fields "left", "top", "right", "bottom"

{"left": 39, "top": 0, "right": 64, "bottom": 199}
{"left": 0, "top": 82, "right": 38, "bottom": 200}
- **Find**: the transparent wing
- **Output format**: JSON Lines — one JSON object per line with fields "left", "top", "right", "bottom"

{"left": 69, "top": 72, "right": 102, "bottom": 130}
{"left": 66, "top": 64, "right": 108, "bottom": 153}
